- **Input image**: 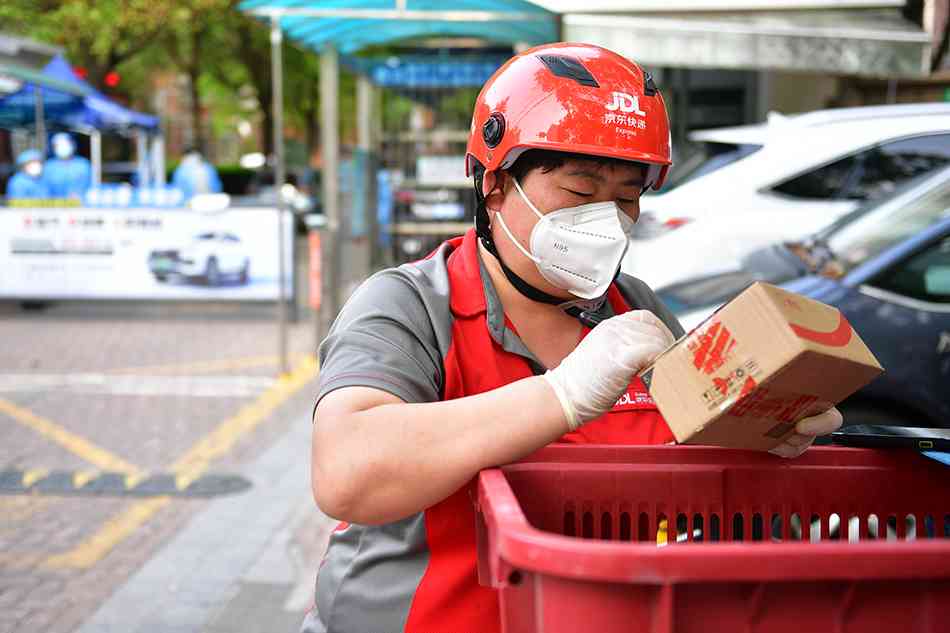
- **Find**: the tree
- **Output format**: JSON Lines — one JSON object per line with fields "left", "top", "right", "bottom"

{"left": 0, "top": 0, "right": 172, "bottom": 93}
{"left": 283, "top": 47, "right": 359, "bottom": 163}
{"left": 284, "top": 45, "right": 322, "bottom": 165}
{"left": 206, "top": 8, "right": 356, "bottom": 163}
{"left": 159, "top": 0, "right": 235, "bottom": 153}
{"left": 220, "top": 8, "right": 277, "bottom": 156}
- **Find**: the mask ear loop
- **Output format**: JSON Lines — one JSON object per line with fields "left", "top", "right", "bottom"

{"left": 493, "top": 176, "right": 544, "bottom": 264}
{"left": 493, "top": 212, "right": 540, "bottom": 264}
{"left": 510, "top": 177, "right": 545, "bottom": 220}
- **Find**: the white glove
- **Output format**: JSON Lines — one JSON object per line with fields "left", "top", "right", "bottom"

{"left": 768, "top": 407, "right": 843, "bottom": 458}
{"left": 544, "top": 310, "right": 675, "bottom": 431}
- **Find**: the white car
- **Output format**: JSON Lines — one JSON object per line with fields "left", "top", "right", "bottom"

{"left": 624, "top": 103, "right": 950, "bottom": 290}
{"left": 656, "top": 164, "right": 950, "bottom": 332}
{"left": 148, "top": 232, "right": 250, "bottom": 286}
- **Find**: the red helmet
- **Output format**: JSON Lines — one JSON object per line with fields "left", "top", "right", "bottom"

{"left": 466, "top": 42, "right": 671, "bottom": 190}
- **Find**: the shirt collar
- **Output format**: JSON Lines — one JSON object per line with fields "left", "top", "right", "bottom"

{"left": 448, "top": 228, "right": 489, "bottom": 318}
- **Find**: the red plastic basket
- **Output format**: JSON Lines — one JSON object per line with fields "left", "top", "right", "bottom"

{"left": 475, "top": 445, "right": 950, "bottom": 633}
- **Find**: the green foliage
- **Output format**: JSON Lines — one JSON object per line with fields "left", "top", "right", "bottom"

{"left": 1, "top": 2, "right": 467, "bottom": 164}
{"left": 437, "top": 87, "right": 480, "bottom": 129}
{"left": 1, "top": 0, "right": 173, "bottom": 95}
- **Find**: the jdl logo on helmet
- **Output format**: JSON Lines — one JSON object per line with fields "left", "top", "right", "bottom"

{"left": 606, "top": 92, "right": 646, "bottom": 116}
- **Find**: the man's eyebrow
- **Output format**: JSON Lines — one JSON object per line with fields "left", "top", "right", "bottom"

{"left": 565, "top": 168, "right": 603, "bottom": 181}
{"left": 564, "top": 168, "right": 644, "bottom": 187}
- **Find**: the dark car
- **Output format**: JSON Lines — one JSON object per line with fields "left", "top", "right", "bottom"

{"left": 780, "top": 216, "right": 950, "bottom": 427}
{"left": 657, "top": 166, "right": 950, "bottom": 427}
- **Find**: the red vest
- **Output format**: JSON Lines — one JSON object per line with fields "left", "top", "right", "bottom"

{"left": 403, "top": 231, "right": 674, "bottom": 631}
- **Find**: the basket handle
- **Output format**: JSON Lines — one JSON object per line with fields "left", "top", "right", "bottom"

{"left": 476, "top": 468, "right": 529, "bottom": 587}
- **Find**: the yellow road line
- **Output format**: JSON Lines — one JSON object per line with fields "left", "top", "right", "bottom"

{"left": 108, "top": 354, "right": 307, "bottom": 376}
{"left": 0, "top": 399, "right": 142, "bottom": 476}
{"left": 43, "top": 498, "right": 170, "bottom": 569}
{"left": 171, "top": 355, "right": 317, "bottom": 488}
{"left": 44, "top": 355, "right": 318, "bottom": 569}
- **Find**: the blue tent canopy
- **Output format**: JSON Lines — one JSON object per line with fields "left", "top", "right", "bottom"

{"left": 0, "top": 55, "right": 158, "bottom": 131}
{"left": 240, "top": 1, "right": 556, "bottom": 55}
{"left": 0, "top": 60, "right": 87, "bottom": 128}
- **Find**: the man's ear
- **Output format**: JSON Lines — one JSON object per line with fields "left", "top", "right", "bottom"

{"left": 483, "top": 171, "right": 508, "bottom": 212}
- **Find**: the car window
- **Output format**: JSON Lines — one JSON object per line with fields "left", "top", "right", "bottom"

{"left": 770, "top": 154, "right": 860, "bottom": 200}
{"left": 770, "top": 134, "right": 950, "bottom": 202}
{"left": 814, "top": 168, "right": 948, "bottom": 241}
{"left": 224, "top": 234, "right": 240, "bottom": 242}
{"left": 196, "top": 232, "right": 215, "bottom": 240}
{"left": 662, "top": 142, "right": 762, "bottom": 192}
{"left": 826, "top": 177, "right": 950, "bottom": 275}
{"left": 845, "top": 134, "right": 950, "bottom": 201}
{"left": 872, "top": 235, "right": 950, "bottom": 304}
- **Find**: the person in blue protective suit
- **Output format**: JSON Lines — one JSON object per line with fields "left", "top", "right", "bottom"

{"left": 44, "top": 132, "right": 92, "bottom": 199}
{"left": 171, "top": 147, "right": 222, "bottom": 200}
{"left": 6, "top": 149, "right": 51, "bottom": 199}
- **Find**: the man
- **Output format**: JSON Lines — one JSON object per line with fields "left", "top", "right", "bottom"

{"left": 171, "top": 146, "right": 222, "bottom": 200}
{"left": 44, "top": 132, "right": 91, "bottom": 199}
{"left": 303, "top": 43, "right": 842, "bottom": 633}
{"left": 7, "top": 149, "right": 50, "bottom": 199}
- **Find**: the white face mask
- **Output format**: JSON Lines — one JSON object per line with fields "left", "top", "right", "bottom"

{"left": 24, "top": 162, "right": 42, "bottom": 178}
{"left": 494, "top": 177, "right": 634, "bottom": 301}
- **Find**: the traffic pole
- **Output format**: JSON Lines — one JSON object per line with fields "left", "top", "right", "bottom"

{"left": 271, "top": 14, "right": 289, "bottom": 377}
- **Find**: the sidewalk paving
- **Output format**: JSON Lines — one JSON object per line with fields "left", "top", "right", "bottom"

{"left": 76, "top": 409, "right": 334, "bottom": 633}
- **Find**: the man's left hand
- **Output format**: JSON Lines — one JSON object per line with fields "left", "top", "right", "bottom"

{"left": 768, "top": 407, "right": 844, "bottom": 458}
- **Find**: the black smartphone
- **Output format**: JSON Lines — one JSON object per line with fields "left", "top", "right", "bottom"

{"left": 830, "top": 425, "right": 950, "bottom": 451}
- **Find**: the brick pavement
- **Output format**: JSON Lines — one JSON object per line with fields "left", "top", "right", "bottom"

{"left": 76, "top": 406, "right": 335, "bottom": 633}
{"left": 0, "top": 300, "right": 323, "bottom": 633}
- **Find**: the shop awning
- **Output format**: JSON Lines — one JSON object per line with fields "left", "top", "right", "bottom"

{"left": 239, "top": 1, "right": 557, "bottom": 54}
{"left": 564, "top": 9, "right": 932, "bottom": 78}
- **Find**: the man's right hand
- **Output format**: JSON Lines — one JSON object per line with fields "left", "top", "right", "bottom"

{"left": 543, "top": 310, "right": 675, "bottom": 431}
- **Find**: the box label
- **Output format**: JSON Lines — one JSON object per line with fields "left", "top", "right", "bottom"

{"left": 687, "top": 319, "right": 737, "bottom": 375}
{"left": 701, "top": 358, "right": 762, "bottom": 411}
{"left": 730, "top": 388, "right": 820, "bottom": 423}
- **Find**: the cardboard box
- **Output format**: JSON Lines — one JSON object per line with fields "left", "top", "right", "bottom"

{"left": 643, "top": 282, "right": 884, "bottom": 450}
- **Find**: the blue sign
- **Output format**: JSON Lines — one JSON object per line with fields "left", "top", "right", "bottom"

{"left": 340, "top": 151, "right": 368, "bottom": 238}
{"left": 364, "top": 57, "right": 509, "bottom": 88}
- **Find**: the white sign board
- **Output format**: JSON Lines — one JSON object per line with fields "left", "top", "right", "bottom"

{"left": 415, "top": 155, "right": 468, "bottom": 187}
{"left": 0, "top": 207, "right": 293, "bottom": 301}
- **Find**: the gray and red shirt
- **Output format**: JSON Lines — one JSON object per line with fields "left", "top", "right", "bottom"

{"left": 302, "top": 228, "right": 683, "bottom": 633}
